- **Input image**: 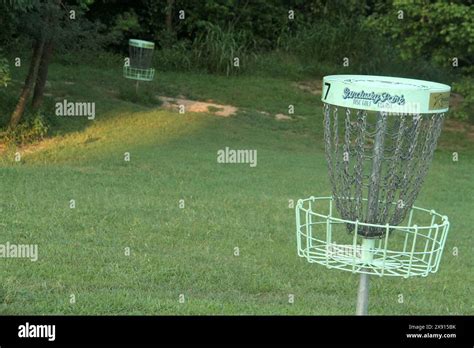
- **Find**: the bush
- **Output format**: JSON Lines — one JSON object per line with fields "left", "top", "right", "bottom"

{"left": 154, "top": 40, "right": 193, "bottom": 72}
{"left": 274, "top": 18, "right": 458, "bottom": 83}
{"left": 191, "top": 24, "right": 256, "bottom": 76}
{"left": 452, "top": 78, "right": 474, "bottom": 123}
{"left": 0, "top": 56, "right": 10, "bottom": 87}
{"left": 366, "top": 0, "right": 474, "bottom": 75}
{"left": 153, "top": 24, "right": 257, "bottom": 76}
{"left": 1, "top": 111, "right": 49, "bottom": 145}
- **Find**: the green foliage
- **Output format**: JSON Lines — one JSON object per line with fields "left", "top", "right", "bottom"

{"left": 168, "top": 0, "right": 283, "bottom": 51}
{"left": 0, "top": 56, "right": 10, "bottom": 87}
{"left": 277, "top": 19, "right": 383, "bottom": 69}
{"left": 452, "top": 78, "right": 474, "bottom": 123}
{"left": 152, "top": 23, "right": 257, "bottom": 76}
{"left": 192, "top": 24, "right": 255, "bottom": 76}
{"left": 366, "top": 0, "right": 474, "bottom": 73}
{"left": 2, "top": 110, "right": 49, "bottom": 144}
{"left": 108, "top": 9, "right": 142, "bottom": 45}
{"left": 154, "top": 40, "right": 193, "bottom": 72}
{"left": 2, "top": 0, "right": 110, "bottom": 54}
{"left": 0, "top": 0, "right": 35, "bottom": 11}
{"left": 277, "top": 19, "right": 426, "bottom": 78}
{"left": 364, "top": 0, "right": 473, "bottom": 121}
{"left": 0, "top": 82, "right": 16, "bottom": 127}
{"left": 0, "top": 1, "right": 25, "bottom": 48}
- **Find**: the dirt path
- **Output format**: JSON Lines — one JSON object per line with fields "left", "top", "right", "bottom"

{"left": 158, "top": 96, "right": 238, "bottom": 117}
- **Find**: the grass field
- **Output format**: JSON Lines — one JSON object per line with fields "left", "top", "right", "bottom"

{"left": 0, "top": 62, "right": 473, "bottom": 315}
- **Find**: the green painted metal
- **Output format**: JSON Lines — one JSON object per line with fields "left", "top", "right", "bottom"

{"left": 129, "top": 39, "right": 155, "bottom": 49}
{"left": 123, "top": 66, "right": 155, "bottom": 81}
{"left": 123, "top": 38, "right": 155, "bottom": 82}
{"left": 360, "top": 238, "right": 375, "bottom": 263}
{"left": 295, "top": 196, "right": 450, "bottom": 278}
{"left": 322, "top": 75, "right": 451, "bottom": 114}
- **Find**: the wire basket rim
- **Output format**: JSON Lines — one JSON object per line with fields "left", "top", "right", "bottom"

{"left": 296, "top": 196, "right": 449, "bottom": 231}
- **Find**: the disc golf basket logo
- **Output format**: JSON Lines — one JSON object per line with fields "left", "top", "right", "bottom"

{"left": 123, "top": 39, "right": 155, "bottom": 91}
{"left": 295, "top": 75, "right": 451, "bottom": 315}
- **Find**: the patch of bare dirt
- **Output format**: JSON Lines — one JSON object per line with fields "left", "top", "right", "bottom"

{"left": 275, "top": 113, "right": 292, "bottom": 121}
{"left": 293, "top": 80, "right": 323, "bottom": 95}
{"left": 158, "top": 96, "right": 238, "bottom": 117}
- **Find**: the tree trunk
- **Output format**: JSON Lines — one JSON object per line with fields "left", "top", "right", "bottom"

{"left": 9, "top": 38, "right": 45, "bottom": 128}
{"left": 32, "top": 40, "right": 54, "bottom": 109}
{"left": 165, "top": 0, "right": 175, "bottom": 32}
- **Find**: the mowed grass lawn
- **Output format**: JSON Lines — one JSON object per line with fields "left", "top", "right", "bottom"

{"left": 0, "top": 63, "right": 473, "bottom": 315}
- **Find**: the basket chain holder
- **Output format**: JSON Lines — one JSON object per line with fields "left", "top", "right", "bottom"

{"left": 296, "top": 75, "right": 451, "bottom": 315}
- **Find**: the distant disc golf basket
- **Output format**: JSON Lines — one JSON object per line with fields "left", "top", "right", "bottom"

{"left": 123, "top": 39, "right": 155, "bottom": 82}
{"left": 295, "top": 75, "right": 451, "bottom": 315}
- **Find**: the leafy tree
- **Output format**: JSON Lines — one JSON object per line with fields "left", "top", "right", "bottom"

{"left": 3, "top": 0, "right": 104, "bottom": 128}
{"left": 0, "top": 0, "right": 34, "bottom": 89}
{"left": 366, "top": 0, "right": 474, "bottom": 73}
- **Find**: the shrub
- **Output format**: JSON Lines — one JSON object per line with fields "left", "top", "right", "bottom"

{"left": 1, "top": 111, "right": 49, "bottom": 145}
{"left": 366, "top": 0, "right": 474, "bottom": 75}
{"left": 451, "top": 78, "right": 474, "bottom": 123}
{"left": 154, "top": 40, "right": 193, "bottom": 72}
{"left": 191, "top": 24, "right": 256, "bottom": 76}
{"left": 0, "top": 56, "right": 10, "bottom": 87}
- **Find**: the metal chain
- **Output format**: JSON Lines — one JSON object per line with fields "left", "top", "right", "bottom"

{"left": 323, "top": 104, "right": 444, "bottom": 238}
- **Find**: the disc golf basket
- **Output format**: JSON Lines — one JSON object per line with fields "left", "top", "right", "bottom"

{"left": 123, "top": 39, "right": 155, "bottom": 91}
{"left": 295, "top": 75, "right": 451, "bottom": 315}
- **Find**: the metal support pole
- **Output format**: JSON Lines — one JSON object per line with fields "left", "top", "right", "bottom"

{"left": 365, "top": 112, "right": 387, "bottom": 236}
{"left": 355, "top": 112, "right": 387, "bottom": 314}
{"left": 356, "top": 272, "right": 370, "bottom": 315}
{"left": 356, "top": 238, "right": 375, "bottom": 315}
